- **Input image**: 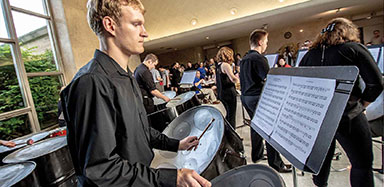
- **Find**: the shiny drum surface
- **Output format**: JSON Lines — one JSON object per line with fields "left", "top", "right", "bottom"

{"left": 3, "top": 136, "right": 67, "bottom": 163}
{"left": 211, "top": 164, "right": 286, "bottom": 187}
{"left": 3, "top": 136, "right": 74, "bottom": 186}
{"left": 166, "top": 91, "right": 197, "bottom": 108}
{"left": 0, "top": 131, "right": 50, "bottom": 154}
{"left": 153, "top": 91, "right": 176, "bottom": 105}
{"left": 151, "top": 106, "right": 245, "bottom": 179}
{"left": 0, "top": 161, "right": 38, "bottom": 187}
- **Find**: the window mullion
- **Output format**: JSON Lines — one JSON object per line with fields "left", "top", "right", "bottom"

{"left": 2, "top": 0, "right": 40, "bottom": 133}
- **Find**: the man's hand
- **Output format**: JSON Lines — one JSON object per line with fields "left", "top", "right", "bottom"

{"left": 177, "top": 168, "right": 211, "bottom": 187}
{"left": 164, "top": 96, "right": 171, "bottom": 102}
{"left": 0, "top": 140, "right": 16, "bottom": 147}
{"left": 179, "top": 136, "right": 198, "bottom": 150}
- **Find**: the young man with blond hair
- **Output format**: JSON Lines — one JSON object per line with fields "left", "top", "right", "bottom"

{"left": 60, "top": 0, "right": 211, "bottom": 186}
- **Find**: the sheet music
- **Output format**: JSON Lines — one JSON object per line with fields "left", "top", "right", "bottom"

{"left": 252, "top": 75, "right": 335, "bottom": 164}
{"left": 252, "top": 75, "right": 291, "bottom": 135}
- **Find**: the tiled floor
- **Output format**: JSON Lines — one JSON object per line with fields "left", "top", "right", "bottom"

{"left": 206, "top": 96, "right": 383, "bottom": 187}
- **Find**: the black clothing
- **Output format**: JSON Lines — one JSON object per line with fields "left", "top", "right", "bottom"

{"left": 239, "top": 50, "right": 269, "bottom": 96}
{"left": 239, "top": 50, "right": 286, "bottom": 171}
{"left": 300, "top": 42, "right": 383, "bottom": 187}
{"left": 170, "top": 68, "right": 181, "bottom": 87}
{"left": 60, "top": 50, "right": 179, "bottom": 187}
{"left": 241, "top": 95, "right": 285, "bottom": 170}
{"left": 216, "top": 62, "right": 237, "bottom": 128}
{"left": 134, "top": 64, "right": 157, "bottom": 114}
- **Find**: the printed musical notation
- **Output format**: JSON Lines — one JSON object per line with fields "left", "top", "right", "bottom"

{"left": 252, "top": 75, "right": 335, "bottom": 164}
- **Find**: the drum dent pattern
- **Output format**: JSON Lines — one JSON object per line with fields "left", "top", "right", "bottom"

{"left": 0, "top": 162, "right": 36, "bottom": 187}
{"left": 3, "top": 136, "right": 67, "bottom": 163}
{"left": 151, "top": 106, "right": 224, "bottom": 174}
{"left": 210, "top": 164, "right": 286, "bottom": 187}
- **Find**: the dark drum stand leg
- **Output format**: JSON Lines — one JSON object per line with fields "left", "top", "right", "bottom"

{"left": 292, "top": 166, "right": 298, "bottom": 187}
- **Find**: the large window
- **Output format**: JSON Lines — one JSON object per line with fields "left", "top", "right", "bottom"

{"left": 0, "top": 0, "right": 65, "bottom": 140}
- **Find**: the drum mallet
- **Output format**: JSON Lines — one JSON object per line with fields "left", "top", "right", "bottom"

{"left": 15, "top": 139, "right": 34, "bottom": 146}
{"left": 194, "top": 118, "right": 215, "bottom": 150}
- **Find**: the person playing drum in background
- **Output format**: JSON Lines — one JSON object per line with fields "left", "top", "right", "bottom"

{"left": 134, "top": 53, "right": 170, "bottom": 114}
{"left": 60, "top": 0, "right": 211, "bottom": 186}
{"left": 240, "top": 29, "right": 292, "bottom": 173}
{"left": 300, "top": 17, "right": 383, "bottom": 187}
{"left": 0, "top": 140, "right": 15, "bottom": 147}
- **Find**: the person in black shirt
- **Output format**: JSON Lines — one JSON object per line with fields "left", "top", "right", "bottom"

{"left": 215, "top": 47, "right": 239, "bottom": 129}
{"left": 300, "top": 18, "right": 383, "bottom": 187}
{"left": 240, "top": 29, "right": 292, "bottom": 173}
{"left": 134, "top": 53, "right": 170, "bottom": 114}
{"left": 170, "top": 62, "right": 181, "bottom": 93}
{"left": 60, "top": 1, "right": 211, "bottom": 186}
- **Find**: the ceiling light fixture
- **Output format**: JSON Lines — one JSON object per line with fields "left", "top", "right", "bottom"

{"left": 279, "top": 0, "right": 284, "bottom": 2}
{"left": 190, "top": 18, "right": 198, "bottom": 26}
{"left": 335, "top": 8, "right": 341, "bottom": 13}
{"left": 299, "top": 29, "right": 304, "bottom": 32}
{"left": 230, "top": 8, "right": 238, "bottom": 15}
{"left": 206, "top": 36, "right": 210, "bottom": 40}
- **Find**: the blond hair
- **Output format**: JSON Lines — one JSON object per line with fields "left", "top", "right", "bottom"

{"left": 216, "top": 47, "right": 234, "bottom": 65}
{"left": 87, "top": 0, "right": 145, "bottom": 36}
{"left": 143, "top": 53, "right": 158, "bottom": 63}
{"left": 311, "top": 18, "right": 360, "bottom": 49}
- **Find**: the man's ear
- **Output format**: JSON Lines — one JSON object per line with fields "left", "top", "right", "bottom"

{"left": 102, "top": 16, "right": 117, "bottom": 36}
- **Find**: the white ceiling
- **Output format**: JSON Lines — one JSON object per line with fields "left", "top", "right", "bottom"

{"left": 141, "top": 0, "right": 383, "bottom": 53}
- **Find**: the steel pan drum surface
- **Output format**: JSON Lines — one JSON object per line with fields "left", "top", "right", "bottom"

{"left": 210, "top": 164, "right": 286, "bottom": 187}
{"left": 0, "top": 161, "right": 37, "bottom": 187}
{"left": 3, "top": 136, "right": 67, "bottom": 163}
{"left": 0, "top": 131, "right": 50, "bottom": 154}
{"left": 153, "top": 91, "right": 176, "bottom": 105}
{"left": 151, "top": 106, "right": 224, "bottom": 174}
{"left": 165, "top": 91, "right": 196, "bottom": 108}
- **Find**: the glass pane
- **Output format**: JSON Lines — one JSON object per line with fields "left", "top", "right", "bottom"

{"left": 0, "top": 114, "right": 31, "bottom": 140}
{"left": 12, "top": 11, "right": 57, "bottom": 72}
{"left": 0, "top": 43, "right": 25, "bottom": 113}
{"left": 0, "top": 4, "right": 9, "bottom": 38}
{"left": 10, "top": 0, "right": 46, "bottom": 15}
{"left": 28, "top": 75, "right": 62, "bottom": 129}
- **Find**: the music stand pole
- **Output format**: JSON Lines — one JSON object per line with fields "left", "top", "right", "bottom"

{"left": 292, "top": 166, "right": 298, "bottom": 187}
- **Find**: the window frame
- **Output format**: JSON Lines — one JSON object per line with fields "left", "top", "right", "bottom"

{"left": 0, "top": 0, "right": 66, "bottom": 134}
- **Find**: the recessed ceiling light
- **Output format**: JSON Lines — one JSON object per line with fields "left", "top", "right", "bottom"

{"left": 230, "top": 8, "right": 237, "bottom": 15}
{"left": 279, "top": 0, "right": 284, "bottom": 2}
{"left": 206, "top": 36, "right": 210, "bottom": 40}
{"left": 191, "top": 18, "right": 198, "bottom": 26}
{"left": 299, "top": 29, "right": 304, "bottom": 32}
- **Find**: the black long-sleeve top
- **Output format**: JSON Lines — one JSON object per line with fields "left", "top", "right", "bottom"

{"left": 134, "top": 63, "right": 156, "bottom": 98}
{"left": 300, "top": 42, "right": 383, "bottom": 117}
{"left": 240, "top": 50, "right": 270, "bottom": 96}
{"left": 60, "top": 50, "right": 179, "bottom": 187}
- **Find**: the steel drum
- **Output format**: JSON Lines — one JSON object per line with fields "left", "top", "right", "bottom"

{"left": 0, "top": 161, "right": 39, "bottom": 187}
{"left": 151, "top": 105, "right": 245, "bottom": 180}
{"left": 148, "top": 91, "right": 200, "bottom": 132}
{"left": 210, "top": 164, "right": 286, "bottom": 187}
{"left": 0, "top": 131, "right": 50, "bottom": 154}
{"left": 153, "top": 91, "right": 176, "bottom": 107}
{"left": 3, "top": 136, "right": 76, "bottom": 187}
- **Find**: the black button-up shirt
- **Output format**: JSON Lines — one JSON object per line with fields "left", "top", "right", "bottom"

{"left": 61, "top": 50, "right": 179, "bottom": 187}
{"left": 240, "top": 50, "right": 270, "bottom": 96}
{"left": 134, "top": 63, "right": 156, "bottom": 98}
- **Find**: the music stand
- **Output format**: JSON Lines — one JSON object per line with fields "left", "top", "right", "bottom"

{"left": 295, "top": 49, "right": 308, "bottom": 67}
{"left": 251, "top": 66, "right": 358, "bottom": 186}
{"left": 264, "top": 53, "right": 279, "bottom": 68}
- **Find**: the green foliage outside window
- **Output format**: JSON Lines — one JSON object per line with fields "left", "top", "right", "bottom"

{"left": 0, "top": 44, "right": 61, "bottom": 140}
